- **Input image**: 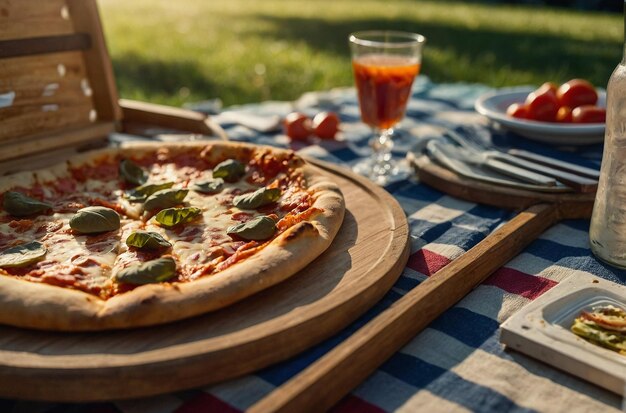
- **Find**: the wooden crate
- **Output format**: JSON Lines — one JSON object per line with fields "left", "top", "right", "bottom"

{"left": 0, "top": 0, "right": 225, "bottom": 169}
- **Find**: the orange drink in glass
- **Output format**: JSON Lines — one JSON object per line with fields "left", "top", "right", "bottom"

{"left": 349, "top": 31, "right": 425, "bottom": 184}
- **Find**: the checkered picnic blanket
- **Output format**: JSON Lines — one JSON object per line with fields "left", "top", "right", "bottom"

{"left": 8, "top": 77, "right": 624, "bottom": 413}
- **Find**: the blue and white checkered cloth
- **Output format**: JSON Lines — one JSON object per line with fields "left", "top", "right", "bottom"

{"left": 9, "top": 77, "right": 624, "bottom": 413}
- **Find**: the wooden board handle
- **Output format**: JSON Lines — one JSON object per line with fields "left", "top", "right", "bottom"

{"left": 249, "top": 203, "right": 559, "bottom": 413}
{"left": 119, "top": 99, "right": 228, "bottom": 140}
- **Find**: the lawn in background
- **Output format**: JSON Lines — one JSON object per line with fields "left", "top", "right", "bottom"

{"left": 99, "top": 0, "right": 622, "bottom": 107}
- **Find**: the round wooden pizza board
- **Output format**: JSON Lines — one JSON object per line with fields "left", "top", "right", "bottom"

{"left": 0, "top": 160, "right": 410, "bottom": 402}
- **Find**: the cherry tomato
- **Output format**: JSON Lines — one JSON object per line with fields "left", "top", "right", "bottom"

{"left": 557, "top": 79, "right": 598, "bottom": 108}
{"left": 525, "top": 86, "right": 559, "bottom": 122}
{"left": 283, "top": 112, "right": 312, "bottom": 140}
{"left": 571, "top": 105, "right": 606, "bottom": 123}
{"left": 540, "top": 82, "right": 558, "bottom": 95}
{"left": 556, "top": 106, "right": 573, "bottom": 123}
{"left": 506, "top": 103, "right": 529, "bottom": 119}
{"left": 312, "top": 112, "right": 340, "bottom": 139}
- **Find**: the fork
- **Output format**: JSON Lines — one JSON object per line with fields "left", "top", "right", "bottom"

{"left": 446, "top": 127, "right": 598, "bottom": 193}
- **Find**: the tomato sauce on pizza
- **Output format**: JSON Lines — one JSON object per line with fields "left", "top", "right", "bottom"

{"left": 0, "top": 142, "right": 344, "bottom": 330}
{"left": 0, "top": 145, "right": 320, "bottom": 298}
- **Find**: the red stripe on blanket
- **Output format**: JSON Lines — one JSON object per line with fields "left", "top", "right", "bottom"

{"left": 407, "top": 249, "right": 557, "bottom": 300}
{"left": 484, "top": 267, "right": 557, "bottom": 300}
{"left": 331, "top": 395, "right": 387, "bottom": 413}
{"left": 175, "top": 393, "right": 241, "bottom": 413}
{"left": 406, "top": 249, "right": 451, "bottom": 276}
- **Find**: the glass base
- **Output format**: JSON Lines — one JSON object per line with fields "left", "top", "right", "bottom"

{"left": 352, "top": 157, "right": 412, "bottom": 186}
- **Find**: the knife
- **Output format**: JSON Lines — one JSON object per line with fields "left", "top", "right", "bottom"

{"left": 424, "top": 140, "right": 570, "bottom": 192}
{"left": 507, "top": 149, "right": 601, "bottom": 180}
{"left": 442, "top": 131, "right": 598, "bottom": 192}
{"left": 488, "top": 151, "right": 598, "bottom": 193}
{"left": 434, "top": 142, "right": 558, "bottom": 186}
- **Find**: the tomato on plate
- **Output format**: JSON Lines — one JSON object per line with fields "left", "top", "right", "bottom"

{"left": 525, "top": 85, "right": 559, "bottom": 122}
{"left": 572, "top": 105, "right": 606, "bottom": 123}
{"left": 557, "top": 79, "right": 598, "bottom": 109}
{"left": 312, "top": 112, "right": 340, "bottom": 139}
{"left": 540, "top": 82, "right": 558, "bottom": 95}
{"left": 506, "top": 103, "right": 528, "bottom": 119}
{"left": 556, "top": 106, "right": 573, "bottom": 123}
{"left": 283, "top": 112, "right": 312, "bottom": 140}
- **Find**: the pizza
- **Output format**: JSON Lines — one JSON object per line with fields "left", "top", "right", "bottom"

{"left": 0, "top": 141, "right": 345, "bottom": 331}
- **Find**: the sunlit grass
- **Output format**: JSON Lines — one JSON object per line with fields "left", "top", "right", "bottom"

{"left": 99, "top": 0, "right": 622, "bottom": 107}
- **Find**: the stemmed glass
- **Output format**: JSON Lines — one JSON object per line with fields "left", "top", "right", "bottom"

{"left": 349, "top": 31, "right": 426, "bottom": 185}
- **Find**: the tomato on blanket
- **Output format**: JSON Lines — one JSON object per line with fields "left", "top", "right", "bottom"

{"left": 312, "top": 112, "right": 340, "bottom": 139}
{"left": 284, "top": 111, "right": 340, "bottom": 140}
{"left": 283, "top": 112, "right": 312, "bottom": 140}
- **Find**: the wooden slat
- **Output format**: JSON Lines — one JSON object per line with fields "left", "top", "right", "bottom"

{"left": 0, "top": 99, "right": 91, "bottom": 121}
{"left": 0, "top": 34, "right": 90, "bottom": 59}
{"left": 0, "top": 140, "right": 110, "bottom": 176}
{"left": 0, "top": 51, "right": 87, "bottom": 87}
{"left": 0, "top": 102, "right": 95, "bottom": 141}
{"left": 67, "top": 0, "right": 121, "bottom": 123}
{"left": 0, "top": 83, "right": 92, "bottom": 110}
{"left": 0, "top": 51, "right": 96, "bottom": 141}
{"left": 0, "top": 0, "right": 73, "bottom": 41}
{"left": 0, "top": 122, "right": 114, "bottom": 164}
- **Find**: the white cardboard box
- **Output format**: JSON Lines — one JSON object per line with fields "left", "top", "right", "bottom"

{"left": 500, "top": 273, "right": 626, "bottom": 395}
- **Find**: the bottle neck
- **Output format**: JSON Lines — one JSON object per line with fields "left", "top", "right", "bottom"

{"left": 623, "top": 1, "right": 626, "bottom": 62}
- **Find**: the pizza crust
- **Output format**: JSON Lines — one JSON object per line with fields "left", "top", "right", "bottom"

{"left": 0, "top": 141, "right": 345, "bottom": 331}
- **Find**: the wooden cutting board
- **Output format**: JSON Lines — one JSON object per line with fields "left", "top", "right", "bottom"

{"left": 409, "top": 153, "right": 596, "bottom": 218}
{"left": 0, "top": 160, "right": 410, "bottom": 402}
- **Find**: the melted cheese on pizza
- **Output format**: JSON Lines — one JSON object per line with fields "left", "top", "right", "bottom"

{"left": 0, "top": 150, "right": 314, "bottom": 299}
{"left": 0, "top": 212, "right": 119, "bottom": 295}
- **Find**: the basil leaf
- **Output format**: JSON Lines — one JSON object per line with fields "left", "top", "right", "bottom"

{"left": 119, "top": 159, "right": 148, "bottom": 186}
{"left": 143, "top": 189, "right": 188, "bottom": 212}
{"left": 115, "top": 257, "right": 177, "bottom": 285}
{"left": 126, "top": 231, "right": 172, "bottom": 250}
{"left": 155, "top": 207, "right": 202, "bottom": 228}
{"left": 192, "top": 178, "right": 224, "bottom": 194}
{"left": 70, "top": 206, "right": 120, "bottom": 234}
{"left": 227, "top": 215, "right": 276, "bottom": 240}
{"left": 124, "top": 182, "right": 174, "bottom": 203}
{"left": 212, "top": 159, "right": 245, "bottom": 183}
{"left": 233, "top": 187, "right": 281, "bottom": 210}
{"left": 0, "top": 241, "right": 47, "bottom": 268}
{"left": 3, "top": 191, "right": 52, "bottom": 217}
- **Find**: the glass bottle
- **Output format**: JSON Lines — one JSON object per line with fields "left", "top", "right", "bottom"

{"left": 589, "top": 1, "right": 626, "bottom": 268}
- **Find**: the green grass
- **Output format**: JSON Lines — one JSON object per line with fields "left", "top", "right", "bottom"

{"left": 98, "top": 0, "right": 623, "bottom": 107}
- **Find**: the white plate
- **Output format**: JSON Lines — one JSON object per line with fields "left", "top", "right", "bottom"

{"left": 500, "top": 273, "right": 626, "bottom": 395}
{"left": 475, "top": 87, "right": 606, "bottom": 145}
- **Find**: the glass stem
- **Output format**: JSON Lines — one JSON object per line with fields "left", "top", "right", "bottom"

{"left": 371, "top": 128, "right": 394, "bottom": 174}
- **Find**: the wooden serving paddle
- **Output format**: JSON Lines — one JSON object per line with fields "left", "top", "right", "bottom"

{"left": 249, "top": 154, "right": 595, "bottom": 413}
